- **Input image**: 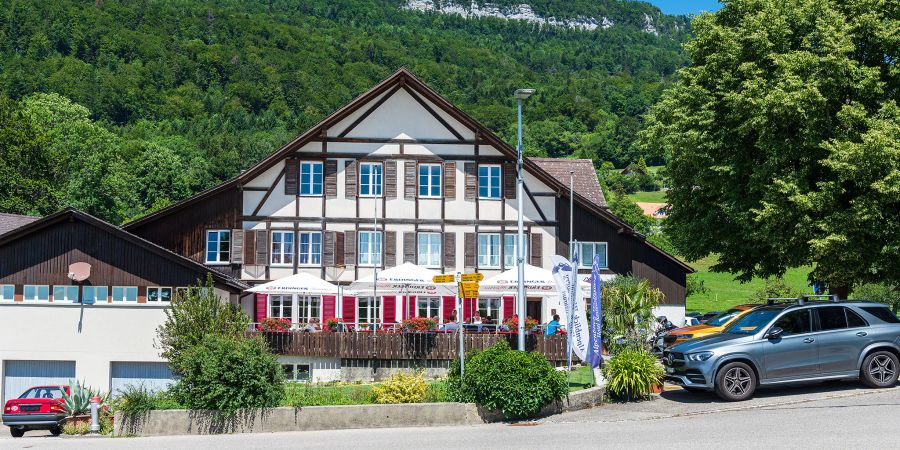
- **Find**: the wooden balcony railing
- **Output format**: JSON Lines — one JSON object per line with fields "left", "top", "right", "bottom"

{"left": 250, "top": 331, "right": 571, "bottom": 363}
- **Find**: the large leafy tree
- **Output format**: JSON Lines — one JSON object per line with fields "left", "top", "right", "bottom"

{"left": 640, "top": 0, "right": 899, "bottom": 293}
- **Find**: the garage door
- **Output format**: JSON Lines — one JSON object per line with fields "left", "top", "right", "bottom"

{"left": 110, "top": 362, "right": 175, "bottom": 395}
{"left": 3, "top": 360, "right": 76, "bottom": 402}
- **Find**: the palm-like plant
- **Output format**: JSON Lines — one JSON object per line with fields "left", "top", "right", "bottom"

{"left": 60, "top": 379, "right": 106, "bottom": 417}
{"left": 601, "top": 275, "right": 664, "bottom": 353}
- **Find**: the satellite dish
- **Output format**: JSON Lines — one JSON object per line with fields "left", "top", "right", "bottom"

{"left": 67, "top": 262, "right": 91, "bottom": 282}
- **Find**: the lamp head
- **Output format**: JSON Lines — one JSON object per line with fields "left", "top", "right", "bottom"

{"left": 514, "top": 88, "right": 536, "bottom": 100}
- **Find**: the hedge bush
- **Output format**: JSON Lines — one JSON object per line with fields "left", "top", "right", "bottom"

{"left": 372, "top": 371, "right": 428, "bottom": 404}
{"left": 447, "top": 341, "right": 566, "bottom": 419}
{"left": 603, "top": 348, "right": 663, "bottom": 401}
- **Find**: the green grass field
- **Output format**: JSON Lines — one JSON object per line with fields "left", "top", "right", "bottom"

{"left": 566, "top": 366, "right": 596, "bottom": 392}
{"left": 685, "top": 255, "right": 813, "bottom": 313}
{"left": 626, "top": 190, "right": 668, "bottom": 203}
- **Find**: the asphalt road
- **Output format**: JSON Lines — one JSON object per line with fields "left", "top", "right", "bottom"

{"left": 3, "top": 382, "right": 898, "bottom": 449}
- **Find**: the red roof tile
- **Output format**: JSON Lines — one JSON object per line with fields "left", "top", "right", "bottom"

{"left": 528, "top": 158, "right": 606, "bottom": 207}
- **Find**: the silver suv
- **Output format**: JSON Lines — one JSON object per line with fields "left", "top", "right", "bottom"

{"left": 663, "top": 299, "right": 900, "bottom": 401}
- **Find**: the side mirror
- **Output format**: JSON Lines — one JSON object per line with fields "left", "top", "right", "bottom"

{"left": 766, "top": 327, "right": 784, "bottom": 340}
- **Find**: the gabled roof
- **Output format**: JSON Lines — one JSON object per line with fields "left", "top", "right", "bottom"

{"left": 0, "top": 208, "right": 248, "bottom": 291}
{"left": 123, "top": 68, "right": 691, "bottom": 273}
{"left": 0, "top": 212, "right": 39, "bottom": 235}
{"left": 529, "top": 158, "right": 607, "bottom": 207}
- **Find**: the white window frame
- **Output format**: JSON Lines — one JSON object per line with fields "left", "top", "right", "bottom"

{"left": 23, "top": 285, "right": 49, "bottom": 302}
{"left": 359, "top": 162, "right": 383, "bottom": 197}
{"left": 53, "top": 285, "right": 79, "bottom": 302}
{"left": 417, "top": 232, "right": 442, "bottom": 268}
{"left": 269, "top": 294, "right": 292, "bottom": 320}
{"left": 578, "top": 242, "right": 609, "bottom": 269}
{"left": 298, "top": 232, "right": 322, "bottom": 266}
{"left": 503, "top": 234, "right": 528, "bottom": 270}
{"left": 111, "top": 286, "right": 138, "bottom": 302}
{"left": 205, "top": 230, "right": 231, "bottom": 264}
{"left": 478, "top": 165, "right": 501, "bottom": 199}
{"left": 358, "top": 231, "right": 382, "bottom": 267}
{"left": 416, "top": 297, "right": 441, "bottom": 320}
{"left": 82, "top": 286, "right": 108, "bottom": 304}
{"left": 478, "top": 297, "right": 502, "bottom": 322}
{"left": 271, "top": 230, "right": 295, "bottom": 266}
{"left": 298, "top": 295, "right": 321, "bottom": 323}
{"left": 477, "top": 233, "right": 501, "bottom": 268}
{"left": 147, "top": 287, "right": 173, "bottom": 302}
{"left": 356, "top": 296, "right": 382, "bottom": 327}
{"left": 418, "top": 163, "right": 442, "bottom": 198}
{"left": 0, "top": 284, "right": 15, "bottom": 301}
{"left": 300, "top": 161, "right": 324, "bottom": 196}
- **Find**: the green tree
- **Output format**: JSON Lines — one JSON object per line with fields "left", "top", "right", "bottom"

{"left": 640, "top": 0, "right": 899, "bottom": 293}
{"left": 0, "top": 96, "right": 54, "bottom": 215}
{"left": 851, "top": 283, "right": 900, "bottom": 315}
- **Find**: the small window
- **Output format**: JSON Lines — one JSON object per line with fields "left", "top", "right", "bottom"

{"left": 418, "top": 164, "right": 442, "bottom": 198}
{"left": 772, "top": 309, "right": 812, "bottom": 336}
{"left": 271, "top": 231, "right": 295, "bottom": 266}
{"left": 358, "top": 231, "right": 382, "bottom": 267}
{"left": 578, "top": 242, "right": 608, "bottom": 269}
{"left": 478, "top": 298, "right": 501, "bottom": 322}
{"left": 845, "top": 308, "right": 867, "bottom": 328}
{"left": 416, "top": 297, "right": 440, "bottom": 319}
{"left": 282, "top": 364, "right": 295, "bottom": 381}
{"left": 478, "top": 165, "right": 501, "bottom": 199}
{"left": 359, "top": 162, "right": 383, "bottom": 197}
{"left": 298, "top": 296, "right": 320, "bottom": 323}
{"left": 53, "top": 285, "right": 79, "bottom": 302}
{"left": 23, "top": 285, "right": 49, "bottom": 301}
{"left": 111, "top": 286, "right": 138, "bottom": 302}
{"left": 417, "top": 233, "right": 442, "bottom": 268}
{"left": 269, "top": 295, "right": 292, "bottom": 320}
{"left": 818, "top": 306, "right": 847, "bottom": 331}
{"left": 861, "top": 307, "right": 899, "bottom": 324}
{"left": 296, "top": 364, "right": 311, "bottom": 382}
{"left": 298, "top": 232, "right": 322, "bottom": 266}
{"left": 357, "top": 296, "right": 381, "bottom": 326}
{"left": 0, "top": 285, "right": 14, "bottom": 301}
{"left": 503, "top": 234, "right": 527, "bottom": 269}
{"left": 82, "top": 286, "right": 108, "bottom": 304}
{"left": 147, "top": 287, "right": 173, "bottom": 302}
{"left": 477, "top": 233, "right": 501, "bottom": 268}
{"left": 300, "top": 161, "right": 323, "bottom": 196}
{"left": 205, "top": 230, "right": 231, "bottom": 264}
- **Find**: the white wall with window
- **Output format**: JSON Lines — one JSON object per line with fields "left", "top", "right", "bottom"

{"left": 359, "top": 162, "right": 383, "bottom": 197}
{"left": 111, "top": 286, "right": 138, "bottom": 302}
{"left": 418, "top": 164, "right": 442, "bottom": 198}
{"left": 52, "top": 286, "right": 79, "bottom": 302}
{"left": 503, "top": 234, "right": 527, "bottom": 269}
{"left": 82, "top": 286, "right": 107, "bottom": 304}
{"left": 271, "top": 231, "right": 294, "bottom": 266}
{"left": 147, "top": 287, "right": 172, "bottom": 302}
{"left": 477, "top": 233, "right": 501, "bottom": 268}
{"left": 297, "top": 296, "right": 321, "bottom": 323}
{"left": 478, "top": 165, "right": 501, "bottom": 199}
{"left": 356, "top": 297, "right": 381, "bottom": 328}
{"left": 578, "top": 242, "right": 608, "bottom": 268}
{"left": 269, "top": 295, "right": 292, "bottom": 320}
{"left": 298, "top": 232, "right": 322, "bottom": 266}
{"left": 205, "top": 230, "right": 231, "bottom": 264}
{"left": 0, "top": 285, "right": 13, "bottom": 301}
{"left": 416, "top": 297, "right": 441, "bottom": 320}
{"left": 23, "top": 285, "right": 49, "bottom": 301}
{"left": 277, "top": 357, "right": 341, "bottom": 383}
{"left": 358, "top": 231, "right": 382, "bottom": 267}
{"left": 300, "top": 161, "right": 323, "bottom": 196}
{"left": 417, "top": 233, "right": 441, "bottom": 268}
{"left": 477, "top": 298, "right": 502, "bottom": 322}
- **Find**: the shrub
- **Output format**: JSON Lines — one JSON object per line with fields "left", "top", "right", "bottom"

{"left": 686, "top": 274, "right": 708, "bottom": 296}
{"left": 112, "top": 385, "right": 181, "bottom": 418}
{"left": 372, "top": 371, "right": 428, "bottom": 404}
{"left": 447, "top": 341, "right": 566, "bottom": 419}
{"left": 603, "top": 348, "right": 663, "bottom": 401}
{"left": 172, "top": 334, "right": 284, "bottom": 415}
{"left": 749, "top": 277, "right": 799, "bottom": 304}
{"left": 401, "top": 316, "right": 438, "bottom": 332}
{"left": 284, "top": 383, "right": 375, "bottom": 407}
{"left": 61, "top": 379, "right": 105, "bottom": 417}
{"left": 62, "top": 420, "right": 91, "bottom": 435}
{"left": 602, "top": 275, "right": 663, "bottom": 353}
{"left": 323, "top": 317, "right": 342, "bottom": 331}
{"left": 260, "top": 317, "right": 291, "bottom": 332}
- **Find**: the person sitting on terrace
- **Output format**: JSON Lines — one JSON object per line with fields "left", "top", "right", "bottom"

{"left": 545, "top": 314, "right": 561, "bottom": 335}
{"left": 442, "top": 311, "right": 459, "bottom": 332}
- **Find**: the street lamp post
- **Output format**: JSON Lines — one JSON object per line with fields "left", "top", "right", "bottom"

{"left": 514, "top": 88, "right": 535, "bottom": 351}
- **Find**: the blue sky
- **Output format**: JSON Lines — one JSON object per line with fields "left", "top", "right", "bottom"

{"left": 646, "top": 0, "right": 723, "bottom": 15}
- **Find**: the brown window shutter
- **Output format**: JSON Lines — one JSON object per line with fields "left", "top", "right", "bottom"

{"left": 530, "top": 233, "right": 543, "bottom": 267}
{"left": 503, "top": 162, "right": 516, "bottom": 199}
{"left": 404, "top": 161, "right": 417, "bottom": 199}
{"left": 464, "top": 232, "right": 476, "bottom": 269}
{"left": 334, "top": 232, "right": 345, "bottom": 267}
{"left": 243, "top": 230, "right": 257, "bottom": 264}
{"left": 255, "top": 230, "right": 269, "bottom": 266}
{"left": 344, "top": 231, "right": 356, "bottom": 265}
{"left": 384, "top": 231, "right": 396, "bottom": 267}
{"left": 464, "top": 163, "right": 477, "bottom": 200}
{"left": 323, "top": 231, "right": 335, "bottom": 266}
{"left": 443, "top": 162, "right": 456, "bottom": 199}
{"left": 345, "top": 160, "right": 357, "bottom": 199}
{"left": 443, "top": 232, "right": 456, "bottom": 269}
{"left": 384, "top": 160, "right": 397, "bottom": 199}
{"left": 231, "top": 229, "right": 244, "bottom": 264}
{"left": 403, "top": 232, "right": 416, "bottom": 264}
{"left": 284, "top": 159, "right": 299, "bottom": 195}
{"left": 325, "top": 160, "right": 338, "bottom": 198}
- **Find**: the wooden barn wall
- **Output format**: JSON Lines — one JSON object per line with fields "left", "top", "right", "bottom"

{"left": 557, "top": 198, "right": 687, "bottom": 306}
{"left": 126, "top": 188, "right": 242, "bottom": 277}
{"left": 0, "top": 221, "right": 216, "bottom": 288}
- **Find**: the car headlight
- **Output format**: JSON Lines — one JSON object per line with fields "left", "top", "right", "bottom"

{"left": 686, "top": 351, "right": 714, "bottom": 362}
{"left": 677, "top": 334, "right": 693, "bottom": 340}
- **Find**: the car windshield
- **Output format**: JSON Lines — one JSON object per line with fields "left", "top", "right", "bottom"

{"left": 19, "top": 387, "right": 64, "bottom": 399}
{"left": 706, "top": 308, "right": 744, "bottom": 327}
{"left": 723, "top": 309, "right": 782, "bottom": 335}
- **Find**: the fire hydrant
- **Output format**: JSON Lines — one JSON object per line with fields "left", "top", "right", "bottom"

{"left": 89, "top": 396, "right": 101, "bottom": 434}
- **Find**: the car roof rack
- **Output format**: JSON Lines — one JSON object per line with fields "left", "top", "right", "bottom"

{"left": 766, "top": 294, "right": 841, "bottom": 306}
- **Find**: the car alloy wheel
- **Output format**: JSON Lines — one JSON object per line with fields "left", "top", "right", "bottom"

{"left": 869, "top": 354, "right": 896, "bottom": 384}
{"left": 724, "top": 366, "right": 752, "bottom": 396}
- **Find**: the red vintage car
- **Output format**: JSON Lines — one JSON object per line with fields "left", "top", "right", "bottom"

{"left": 2, "top": 385, "right": 69, "bottom": 437}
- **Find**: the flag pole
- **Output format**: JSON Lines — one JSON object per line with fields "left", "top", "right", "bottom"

{"left": 567, "top": 171, "right": 575, "bottom": 387}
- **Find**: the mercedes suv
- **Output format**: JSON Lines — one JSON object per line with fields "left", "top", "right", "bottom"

{"left": 663, "top": 298, "right": 900, "bottom": 401}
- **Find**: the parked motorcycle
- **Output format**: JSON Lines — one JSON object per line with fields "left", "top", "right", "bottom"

{"left": 650, "top": 316, "right": 677, "bottom": 356}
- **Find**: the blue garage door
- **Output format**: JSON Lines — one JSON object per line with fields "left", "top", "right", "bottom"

{"left": 110, "top": 362, "right": 175, "bottom": 395}
{"left": 3, "top": 360, "right": 76, "bottom": 403}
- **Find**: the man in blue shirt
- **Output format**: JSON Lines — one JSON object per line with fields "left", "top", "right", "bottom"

{"left": 545, "top": 314, "right": 561, "bottom": 335}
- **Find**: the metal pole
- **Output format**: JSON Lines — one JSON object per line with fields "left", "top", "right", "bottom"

{"left": 373, "top": 200, "right": 378, "bottom": 330}
{"left": 567, "top": 171, "right": 574, "bottom": 382}
{"left": 516, "top": 96, "right": 526, "bottom": 351}
{"left": 457, "top": 272, "right": 464, "bottom": 379}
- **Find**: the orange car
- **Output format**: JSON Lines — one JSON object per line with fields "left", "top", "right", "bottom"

{"left": 663, "top": 304, "right": 759, "bottom": 347}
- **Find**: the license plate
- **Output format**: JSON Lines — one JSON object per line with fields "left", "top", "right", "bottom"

{"left": 20, "top": 405, "right": 40, "bottom": 412}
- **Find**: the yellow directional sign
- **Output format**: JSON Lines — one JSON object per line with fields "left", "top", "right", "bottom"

{"left": 432, "top": 274, "right": 455, "bottom": 283}
{"left": 460, "top": 282, "right": 480, "bottom": 298}
{"left": 460, "top": 273, "right": 484, "bottom": 282}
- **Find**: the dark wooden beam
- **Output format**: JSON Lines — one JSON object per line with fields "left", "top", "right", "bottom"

{"left": 312, "top": 137, "right": 484, "bottom": 145}
{"left": 251, "top": 168, "right": 286, "bottom": 217}
{"left": 241, "top": 216, "right": 558, "bottom": 227}
{"left": 523, "top": 183, "right": 548, "bottom": 222}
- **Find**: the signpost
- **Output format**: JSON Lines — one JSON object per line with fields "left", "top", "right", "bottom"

{"left": 432, "top": 272, "right": 483, "bottom": 381}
